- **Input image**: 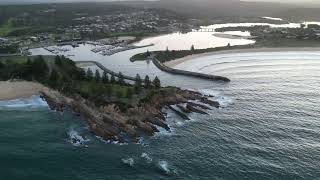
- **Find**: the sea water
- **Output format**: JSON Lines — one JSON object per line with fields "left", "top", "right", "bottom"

{"left": 1, "top": 51, "right": 320, "bottom": 179}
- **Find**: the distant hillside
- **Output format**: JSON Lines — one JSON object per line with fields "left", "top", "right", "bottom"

{"left": 133, "top": 0, "right": 320, "bottom": 21}
{"left": 1, "top": 0, "right": 320, "bottom": 21}
{"left": 154, "top": 0, "right": 296, "bottom": 18}
{"left": 277, "top": 8, "right": 320, "bottom": 21}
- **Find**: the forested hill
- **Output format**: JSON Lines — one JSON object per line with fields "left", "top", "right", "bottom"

{"left": 155, "top": 0, "right": 293, "bottom": 18}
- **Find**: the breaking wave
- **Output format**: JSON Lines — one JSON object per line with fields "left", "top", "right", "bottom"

{"left": 68, "top": 129, "right": 90, "bottom": 147}
{"left": 0, "top": 95, "right": 48, "bottom": 110}
{"left": 158, "top": 160, "right": 170, "bottom": 174}
{"left": 122, "top": 158, "right": 134, "bottom": 167}
{"left": 141, "top": 153, "right": 152, "bottom": 163}
{"left": 95, "top": 136, "right": 128, "bottom": 145}
{"left": 199, "top": 89, "right": 233, "bottom": 107}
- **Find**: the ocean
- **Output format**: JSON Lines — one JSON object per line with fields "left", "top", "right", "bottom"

{"left": 1, "top": 51, "right": 320, "bottom": 179}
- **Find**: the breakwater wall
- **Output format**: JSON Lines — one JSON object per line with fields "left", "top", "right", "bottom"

{"left": 152, "top": 58, "right": 231, "bottom": 82}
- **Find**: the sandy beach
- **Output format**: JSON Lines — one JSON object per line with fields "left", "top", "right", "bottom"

{"left": 164, "top": 47, "right": 320, "bottom": 68}
{"left": 0, "top": 81, "right": 48, "bottom": 101}
{"left": 76, "top": 62, "right": 96, "bottom": 68}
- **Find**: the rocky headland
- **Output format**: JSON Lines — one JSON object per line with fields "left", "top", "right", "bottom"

{"left": 40, "top": 87, "right": 220, "bottom": 143}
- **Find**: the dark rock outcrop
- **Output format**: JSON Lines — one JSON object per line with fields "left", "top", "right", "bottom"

{"left": 40, "top": 87, "right": 220, "bottom": 143}
{"left": 168, "top": 105, "right": 190, "bottom": 120}
{"left": 186, "top": 103, "right": 208, "bottom": 114}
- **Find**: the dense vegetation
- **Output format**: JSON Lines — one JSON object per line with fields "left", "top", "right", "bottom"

{"left": 0, "top": 44, "right": 18, "bottom": 53}
{"left": 0, "top": 55, "right": 162, "bottom": 111}
{"left": 131, "top": 44, "right": 256, "bottom": 63}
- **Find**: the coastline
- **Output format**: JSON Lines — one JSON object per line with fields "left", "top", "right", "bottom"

{"left": 0, "top": 81, "right": 48, "bottom": 101}
{"left": 164, "top": 47, "right": 320, "bottom": 67}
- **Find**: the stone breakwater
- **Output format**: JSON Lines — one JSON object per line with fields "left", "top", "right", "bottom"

{"left": 152, "top": 58, "right": 231, "bottom": 82}
{"left": 40, "top": 88, "right": 221, "bottom": 143}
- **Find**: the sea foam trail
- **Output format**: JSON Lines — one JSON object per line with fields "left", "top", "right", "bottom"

{"left": 0, "top": 95, "right": 48, "bottom": 109}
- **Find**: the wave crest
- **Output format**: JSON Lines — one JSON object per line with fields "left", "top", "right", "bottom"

{"left": 0, "top": 95, "right": 48, "bottom": 109}
{"left": 68, "top": 129, "right": 89, "bottom": 147}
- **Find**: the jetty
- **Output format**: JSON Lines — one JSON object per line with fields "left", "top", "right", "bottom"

{"left": 152, "top": 58, "right": 231, "bottom": 82}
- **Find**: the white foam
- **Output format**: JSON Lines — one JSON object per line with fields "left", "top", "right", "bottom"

{"left": 214, "top": 95, "right": 233, "bottom": 108}
{"left": 68, "top": 129, "right": 90, "bottom": 147}
{"left": 175, "top": 121, "right": 185, "bottom": 127}
{"left": 154, "top": 125, "right": 174, "bottom": 137}
{"left": 122, "top": 158, "right": 134, "bottom": 167}
{"left": 158, "top": 160, "right": 170, "bottom": 174}
{"left": 141, "top": 153, "right": 152, "bottom": 163}
{"left": 95, "top": 136, "right": 128, "bottom": 145}
{"left": 199, "top": 89, "right": 233, "bottom": 108}
{"left": 0, "top": 95, "right": 48, "bottom": 109}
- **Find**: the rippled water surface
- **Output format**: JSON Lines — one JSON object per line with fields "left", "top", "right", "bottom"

{"left": 1, "top": 51, "right": 320, "bottom": 179}
{"left": 4, "top": 22, "right": 320, "bottom": 179}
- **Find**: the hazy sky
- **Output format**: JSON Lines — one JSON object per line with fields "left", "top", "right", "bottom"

{"left": 1, "top": 0, "right": 318, "bottom": 5}
{"left": 242, "top": 0, "right": 319, "bottom": 3}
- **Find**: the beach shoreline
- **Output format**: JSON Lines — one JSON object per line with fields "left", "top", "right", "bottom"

{"left": 164, "top": 47, "right": 320, "bottom": 67}
{"left": 0, "top": 81, "right": 48, "bottom": 101}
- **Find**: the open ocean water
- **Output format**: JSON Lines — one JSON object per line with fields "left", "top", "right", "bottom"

{"left": 1, "top": 51, "right": 320, "bottom": 179}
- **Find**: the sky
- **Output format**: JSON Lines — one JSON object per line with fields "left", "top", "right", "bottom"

{"left": 242, "top": 0, "right": 319, "bottom": 3}
{"left": 0, "top": 0, "right": 317, "bottom": 5}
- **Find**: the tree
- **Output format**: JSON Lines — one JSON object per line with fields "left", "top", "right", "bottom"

{"left": 227, "top": 43, "right": 231, "bottom": 48}
{"left": 126, "top": 88, "right": 134, "bottom": 98}
{"left": 95, "top": 69, "right": 101, "bottom": 82}
{"left": 102, "top": 71, "right": 109, "bottom": 84}
{"left": 49, "top": 69, "right": 60, "bottom": 88}
{"left": 171, "top": 50, "right": 176, "bottom": 59}
{"left": 146, "top": 50, "right": 151, "bottom": 57}
{"left": 165, "top": 46, "right": 170, "bottom": 61}
{"left": 134, "top": 74, "right": 142, "bottom": 93}
{"left": 78, "top": 68, "right": 86, "bottom": 81}
{"left": 32, "top": 55, "right": 48, "bottom": 82}
{"left": 118, "top": 72, "right": 125, "bottom": 85}
{"left": 110, "top": 74, "right": 116, "bottom": 84}
{"left": 191, "top": 45, "right": 195, "bottom": 52}
{"left": 55, "top": 55, "right": 62, "bottom": 66}
{"left": 86, "top": 68, "right": 93, "bottom": 80}
{"left": 106, "top": 85, "right": 112, "bottom": 96}
{"left": 26, "top": 58, "right": 32, "bottom": 65}
{"left": 116, "top": 89, "right": 123, "bottom": 98}
{"left": 144, "top": 75, "right": 151, "bottom": 89}
{"left": 153, "top": 76, "right": 161, "bottom": 89}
